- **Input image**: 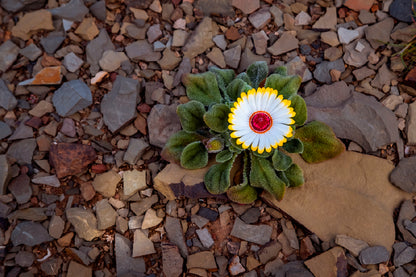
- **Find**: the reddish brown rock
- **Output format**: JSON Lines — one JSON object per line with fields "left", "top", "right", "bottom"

{"left": 49, "top": 143, "right": 96, "bottom": 178}
{"left": 225, "top": 26, "right": 241, "bottom": 41}
{"left": 344, "top": 0, "right": 374, "bottom": 11}
{"left": 80, "top": 182, "right": 96, "bottom": 201}
{"left": 162, "top": 242, "right": 183, "bottom": 277}
{"left": 31, "top": 66, "right": 62, "bottom": 85}
{"left": 405, "top": 67, "right": 416, "bottom": 86}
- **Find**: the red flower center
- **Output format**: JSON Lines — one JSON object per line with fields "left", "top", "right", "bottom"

{"left": 250, "top": 111, "right": 272, "bottom": 133}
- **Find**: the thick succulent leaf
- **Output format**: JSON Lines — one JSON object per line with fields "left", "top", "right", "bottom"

{"left": 282, "top": 138, "right": 304, "bottom": 153}
{"left": 274, "top": 66, "right": 287, "bottom": 76}
{"left": 209, "top": 67, "right": 235, "bottom": 94}
{"left": 203, "top": 104, "right": 230, "bottom": 133}
{"left": 161, "top": 131, "right": 203, "bottom": 163}
{"left": 285, "top": 164, "right": 304, "bottom": 187}
{"left": 216, "top": 149, "right": 233, "bottom": 163}
{"left": 289, "top": 95, "right": 307, "bottom": 126}
{"left": 264, "top": 73, "right": 301, "bottom": 99}
{"left": 183, "top": 72, "right": 223, "bottom": 106}
{"left": 204, "top": 155, "right": 236, "bottom": 194}
{"left": 250, "top": 154, "right": 286, "bottom": 200}
{"left": 236, "top": 72, "right": 251, "bottom": 84}
{"left": 227, "top": 153, "right": 257, "bottom": 204}
{"left": 177, "top": 101, "right": 206, "bottom": 132}
{"left": 180, "top": 141, "right": 208, "bottom": 169}
{"left": 226, "top": 79, "right": 253, "bottom": 102}
{"left": 277, "top": 171, "right": 290, "bottom": 187}
{"left": 272, "top": 150, "right": 293, "bottom": 171}
{"left": 246, "top": 61, "right": 269, "bottom": 89}
{"left": 295, "top": 121, "right": 345, "bottom": 163}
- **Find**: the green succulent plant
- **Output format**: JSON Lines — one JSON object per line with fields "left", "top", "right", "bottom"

{"left": 162, "top": 61, "right": 345, "bottom": 204}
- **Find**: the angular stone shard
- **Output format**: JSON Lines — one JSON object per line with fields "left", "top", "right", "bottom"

{"left": 52, "top": 79, "right": 92, "bottom": 116}
{"left": 267, "top": 32, "right": 299, "bottom": 56}
{"left": 11, "top": 9, "right": 54, "bottom": 40}
{"left": 92, "top": 170, "right": 121, "bottom": 197}
{"left": 132, "top": 229, "right": 156, "bottom": 257}
{"left": 49, "top": 0, "right": 89, "bottom": 21}
{"left": 0, "top": 40, "right": 20, "bottom": 72}
{"left": 162, "top": 242, "right": 183, "bottom": 277}
{"left": 230, "top": 217, "right": 273, "bottom": 245}
{"left": 390, "top": 156, "right": 416, "bottom": 193}
{"left": 66, "top": 208, "right": 105, "bottom": 241}
{"left": 49, "top": 143, "right": 96, "bottom": 178}
{"left": 304, "top": 247, "right": 347, "bottom": 277}
{"left": 147, "top": 104, "right": 181, "bottom": 148}
{"left": 7, "top": 138, "right": 37, "bottom": 165}
{"left": 101, "top": 76, "right": 140, "bottom": 133}
{"left": 1, "top": 0, "right": 46, "bottom": 12}
{"left": 115, "top": 233, "right": 146, "bottom": 276}
{"left": 19, "top": 66, "right": 62, "bottom": 86}
{"left": 125, "top": 40, "right": 162, "bottom": 62}
{"left": 304, "top": 81, "right": 403, "bottom": 157}
{"left": 0, "top": 79, "right": 17, "bottom": 110}
{"left": 86, "top": 29, "right": 115, "bottom": 75}
{"left": 263, "top": 151, "right": 410, "bottom": 253}
{"left": 11, "top": 221, "right": 53, "bottom": 246}
{"left": 183, "top": 17, "right": 216, "bottom": 58}
{"left": 0, "top": 155, "right": 11, "bottom": 195}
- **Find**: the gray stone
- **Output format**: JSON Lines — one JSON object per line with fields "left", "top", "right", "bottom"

{"left": 359, "top": 246, "right": 390, "bottom": 264}
{"left": 196, "top": 0, "right": 234, "bottom": 16}
{"left": 90, "top": 0, "right": 106, "bottom": 21}
{"left": 391, "top": 24, "right": 416, "bottom": 43}
{"left": 67, "top": 261, "right": 92, "bottom": 277}
{"left": 335, "top": 234, "right": 369, "bottom": 256}
{"left": 0, "top": 121, "right": 11, "bottom": 139}
{"left": 153, "top": 41, "right": 166, "bottom": 52}
{"left": 8, "top": 174, "right": 31, "bottom": 204}
{"left": 196, "top": 228, "right": 214, "bottom": 248}
{"left": 165, "top": 216, "right": 188, "bottom": 257}
{"left": 158, "top": 48, "right": 182, "bottom": 70}
{"left": 365, "top": 17, "right": 395, "bottom": 49}
{"left": 115, "top": 233, "right": 146, "bottom": 275}
{"left": 224, "top": 45, "right": 241, "bottom": 69}
{"left": 148, "top": 104, "right": 181, "bottom": 148}
{"left": 66, "top": 207, "right": 105, "bottom": 241}
{"left": 49, "top": 0, "right": 88, "bottom": 21}
{"left": 32, "top": 175, "right": 60, "bottom": 187}
{"left": 231, "top": 217, "right": 272, "bottom": 245}
{"left": 407, "top": 101, "right": 416, "bottom": 145}
{"left": 15, "top": 251, "right": 35, "bottom": 267}
{"left": 0, "top": 79, "right": 17, "bottom": 111}
{"left": 52, "top": 80, "right": 92, "bottom": 117}
{"left": 248, "top": 8, "right": 271, "bottom": 29}
{"left": 353, "top": 67, "right": 375, "bottom": 81}
{"left": 324, "top": 47, "right": 343, "bottom": 62}
{"left": 126, "top": 24, "right": 148, "bottom": 40}
{"left": 101, "top": 76, "right": 140, "bottom": 133}
{"left": 40, "top": 258, "right": 62, "bottom": 276}
{"left": 295, "top": 11, "right": 312, "bottom": 26}
{"left": 11, "top": 221, "right": 52, "bottom": 246}
{"left": 8, "top": 118, "right": 33, "bottom": 141}
{"left": 338, "top": 27, "right": 360, "bottom": 44}
{"left": 305, "top": 81, "right": 403, "bottom": 157}
{"left": 183, "top": 17, "right": 216, "bottom": 58}
{"left": 267, "top": 32, "right": 299, "bottom": 56}
{"left": 343, "top": 39, "right": 374, "bottom": 67}
{"left": 213, "top": 34, "right": 227, "bottom": 50}
{"left": 393, "top": 242, "right": 416, "bottom": 266}
{"left": 0, "top": 40, "right": 19, "bottom": 72}
{"left": 172, "top": 30, "right": 189, "bottom": 48}
{"left": 286, "top": 56, "right": 312, "bottom": 83}
{"left": 239, "top": 46, "right": 270, "bottom": 72}
{"left": 147, "top": 24, "right": 162, "bottom": 43}
{"left": 133, "top": 229, "right": 156, "bottom": 257}
{"left": 270, "top": 5, "right": 284, "bottom": 27}
{"left": 312, "top": 7, "right": 337, "bottom": 30}
{"left": 123, "top": 169, "right": 147, "bottom": 197}
{"left": 0, "top": 0, "right": 46, "bottom": 12}
{"left": 19, "top": 43, "right": 42, "bottom": 61}
{"left": 390, "top": 0, "right": 414, "bottom": 23}
{"left": 241, "top": 207, "right": 260, "bottom": 224}
{"left": 126, "top": 40, "right": 161, "bottom": 62}
{"left": 173, "top": 58, "right": 191, "bottom": 86}
{"left": 99, "top": 50, "right": 128, "bottom": 72}
{"left": 252, "top": 31, "right": 269, "bottom": 55}
{"left": 162, "top": 242, "right": 183, "bottom": 277}
{"left": 7, "top": 138, "right": 36, "bottom": 165}
{"left": 359, "top": 10, "right": 376, "bottom": 24}
{"left": 96, "top": 199, "right": 117, "bottom": 230}
{"left": 40, "top": 32, "right": 65, "bottom": 54}
{"left": 49, "top": 214, "right": 65, "bottom": 239}
{"left": 314, "top": 59, "right": 345, "bottom": 84}
{"left": 258, "top": 241, "right": 282, "bottom": 264}
{"left": 0, "top": 155, "right": 10, "bottom": 195}
{"left": 86, "top": 29, "right": 115, "bottom": 75}
{"left": 371, "top": 63, "right": 396, "bottom": 89}
{"left": 63, "top": 52, "right": 83, "bottom": 73}
{"left": 397, "top": 200, "right": 416, "bottom": 245}
{"left": 207, "top": 47, "right": 226, "bottom": 68}
{"left": 131, "top": 194, "right": 158, "bottom": 216}
{"left": 390, "top": 156, "right": 416, "bottom": 192}
{"left": 123, "top": 138, "right": 149, "bottom": 165}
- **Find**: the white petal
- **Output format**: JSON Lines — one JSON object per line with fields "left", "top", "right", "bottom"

{"left": 241, "top": 131, "right": 256, "bottom": 146}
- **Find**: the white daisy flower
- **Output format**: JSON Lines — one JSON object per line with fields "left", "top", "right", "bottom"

{"left": 228, "top": 87, "right": 296, "bottom": 154}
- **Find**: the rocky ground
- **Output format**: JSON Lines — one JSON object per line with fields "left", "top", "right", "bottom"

{"left": 0, "top": 0, "right": 416, "bottom": 276}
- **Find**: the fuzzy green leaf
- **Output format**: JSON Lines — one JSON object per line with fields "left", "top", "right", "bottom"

{"left": 282, "top": 138, "right": 304, "bottom": 153}
{"left": 227, "top": 153, "right": 257, "bottom": 204}
{"left": 285, "top": 164, "right": 304, "bottom": 187}
{"left": 226, "top": 79, "right": 253, "bottom": 101}
{"left": 209, "top": 67, "right": 235, "bottom": 94}
{"left": 177, "top": 101, "right": 206, "bottom": 132}
{"left": 274, "top": 66, "right": 287, "bottom": 76}
{"left": 229, "top": 137, "right": 244, "bottom": 153}
{"left": 272, "top": 150, "right": 292, "bottom": 171}
{"left": 289, "top": 95, "right": 307, "bottom": 126}
{"left": 204, "top": 155, "right": 236, "bottom": 194}
{"left": 264, "top": 73, "right": 301, "bottom": 99}
{"left": 161, "top": 131, "right": 203, "bottom": 163}
{"left": 203, "top": 104, "right": 230, "bottom": 133}
{"left": 246, "top": 61, "right": 269, "bottom": 89}
{"left": 180, "top": 141, "right": 208, "bottom": 169}
{"left": 252, "top": 149, "right": 273, "bottom": 158}
{"left": 236, "top": 72, "right": 251, "bottom": 84}
{"left": 277, "top": 171, "right": 290, "bottom": 187}
{"left": 250, "top": 154, "right": 286, "bottom": 200}
{"left": 216, "top": 149, "right": 233, "bottom": 163}
{"left": 183, "top": 72, "right": 223, "bottom": 106}
{"left": 295, "top": 121, "right": 345, "bottom": 163}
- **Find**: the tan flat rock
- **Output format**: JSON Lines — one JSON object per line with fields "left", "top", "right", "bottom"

{"left": 262, "top": 151, "right": 411, "bottom": 252}
{"left": 304, "top": 247, "right": 346, "bottom": 277}
{"left": 12, "top": 10, "right": 54, "bottom": 40}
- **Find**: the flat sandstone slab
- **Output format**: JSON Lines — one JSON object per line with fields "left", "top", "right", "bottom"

{"left": 262, "top": 151, "right": 410, "bottom": 252}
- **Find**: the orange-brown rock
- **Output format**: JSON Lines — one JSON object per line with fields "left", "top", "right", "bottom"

{"left": 49, "top": 143, "right": 96, "bottom": 178}
{"left": 31, "top": 66, "right": 62, "bottom": 85}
